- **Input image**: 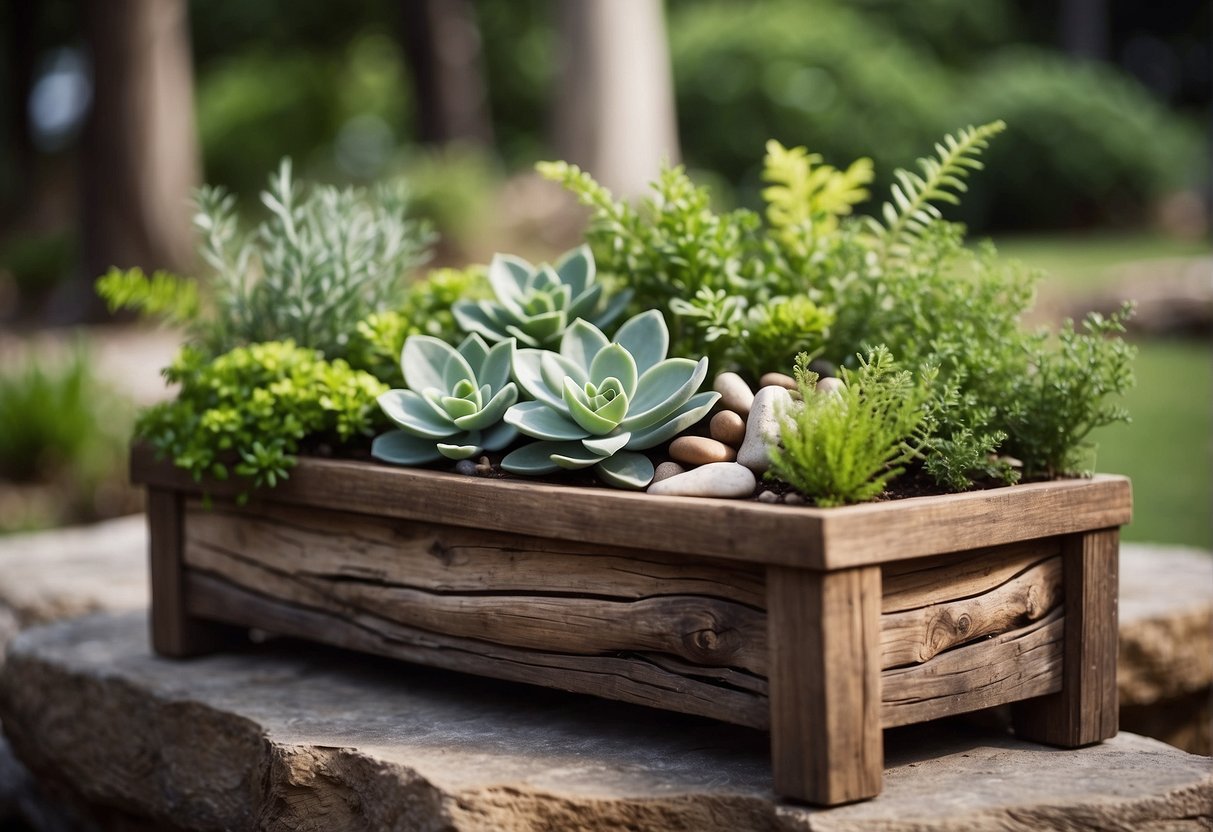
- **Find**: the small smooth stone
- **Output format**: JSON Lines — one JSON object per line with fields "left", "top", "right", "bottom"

{"left": 737, "top": 386, "right": 794, "bottom": 474}
{"left": 474, "top": 463, "right": 493, "bottom": 476}
{"left": 816, "top": 376, "right": 846, "bottom": 396}
{"left": 759, "top": 372, "right": 797, "bottom": 391}
{"left": 784, "top": 492, "right": 805, "bottom": 505}
{"left": 651, "top": 461, "right": 686, "bottom": 484}
{"left": 756, "top": 490, "right": 779, "bottom": 504}
{"left": 709, "top": 411, "right": 746, "bottom": 447}
{"left": 669, "top": 436, "right": 736, "bottom": 466}
{"left": 647, "top": 462, "right": 756, "bottom": 499}
{"left": 713, "top": 372, "right": 754, "bottom": 417}
{"left": 454, "top": 460, "right": 477, "bottom": 476}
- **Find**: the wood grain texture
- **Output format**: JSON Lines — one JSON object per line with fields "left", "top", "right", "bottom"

{"left": 881, "top": 556, "right": 1062, "bottom": 669}
{"left": 881, "top": 539, "right": 1062, "bottom": 613}
{"left": 183, "top": 502, "right": 768, "bottom": 674}
{"left": 1013, "top": 528, "right": 1120, "bottom": 747}
{"left": 146, "top": 489, "right": 243, "bottom": 657}
{"left": 882, "top": 610, "right": 1065, "bottom": 727}
{"left": 185, "top": 571, "right": 772, "bottom": 729}
{"left": 768, "top": 565, "right": 882, "bottom": 805}
{"left": 130, "top": 447, "right": 1131, "bottom": 570}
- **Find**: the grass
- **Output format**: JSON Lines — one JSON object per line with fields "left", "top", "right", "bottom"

{"left": 992, "top": 232, "right": 1209, "bottom": 290}
{"left": 1089, "top": 339, "right": 1211, "bottom": 550}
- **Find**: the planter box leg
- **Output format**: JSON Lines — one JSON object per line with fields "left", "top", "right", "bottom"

{"left": 147, "top": 489, "right": 245, "bottom": 657}
{"left": 1013, "top": 527, "right": 1119, "bottom": 747}
{"left": 767, "top": 564, "right": 882, "bottom": 805}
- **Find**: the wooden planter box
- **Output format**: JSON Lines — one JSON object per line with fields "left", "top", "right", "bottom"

{"left": 131, "top": 446, "right": 1131, "bottom": 805}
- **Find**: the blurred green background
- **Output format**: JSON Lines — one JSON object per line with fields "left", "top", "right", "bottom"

{"left": 0, "top": 0, "right": 1208, "bottom": 546}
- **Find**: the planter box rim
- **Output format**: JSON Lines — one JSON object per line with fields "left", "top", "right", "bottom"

{"left": 130, "top": 445, "right": 1131, "bottom": 571}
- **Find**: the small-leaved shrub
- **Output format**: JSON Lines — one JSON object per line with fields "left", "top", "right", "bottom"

{"left": 136, "top": 341, "right": 387, "bottom": 497}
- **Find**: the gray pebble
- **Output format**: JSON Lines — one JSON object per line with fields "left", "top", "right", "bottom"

{"left": 455, "top": 460, "right": 478, "bottom": 476}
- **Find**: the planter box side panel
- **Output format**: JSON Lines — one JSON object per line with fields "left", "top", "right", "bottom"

{"left": 180, "top": 498, "right": 772, "bottom": 728}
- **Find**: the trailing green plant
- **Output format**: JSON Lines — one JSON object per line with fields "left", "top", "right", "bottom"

{"left": 1000, "top": 304, "right": 1136, "bottom": 478}
{"left": 769, "top": 348, "right": 933, "bottom": 506}
{"left": 372, "top": 334, "right": 519, "bottom": 465}
{"left": 98, "top": 159, "right": 436, "bottom": 360}
{"left": 502, "top": 311, "right": 719, "bottom": 489}
{"left": 452, "top": 245, "right": 629, "bottom": 348}
{"left": 136, "top": 341, "right": 387, "bottom": 497}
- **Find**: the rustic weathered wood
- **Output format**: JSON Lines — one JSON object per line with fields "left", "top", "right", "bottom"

{"left": 882, "top": 609, "right": 1064, "bottom": 727}
{"left": 130, "top": 447, "right": 1132, "bottom": 570}
{"left": 186, "top": 571, "right": 772, "bottom": 729}
{"left": 768, "top": 565, "right": 882, "bottom": 805}
{"left": 146, "top": 488, "right": 243, "bottom": 656}
{"left": 880, "top": 556, "right": 1062, "bottom": 668}
{"left": 881, "top": 539, "right": 1061, "bottom": 613}
{"left": 1013, "top": 528, "right": 1120, "bottom": 747}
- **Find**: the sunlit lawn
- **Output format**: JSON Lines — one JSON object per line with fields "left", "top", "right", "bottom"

{"left": 993, "top": 233, "right": 1210, "bottom": 549}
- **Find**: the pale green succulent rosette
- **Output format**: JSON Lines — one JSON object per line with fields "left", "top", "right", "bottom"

{"left": 372, "top": 333, "right": 519, "bottom": 465}
{"left": 501, "top": 310, "right": 719, "bottom": 489}
{"left": 451, "top": 244, "right": 631, "bottom": 348}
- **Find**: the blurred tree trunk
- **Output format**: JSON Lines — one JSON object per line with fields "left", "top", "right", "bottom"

{"left": 1, "top": 0, "right": 37, "bottom": 225}
{"left": 554, "top": 0, "right": 680, "bottom": 199}
{"left": 60, "top": 0, "right": 199, "bottom": 323}
{"left": 1061, "top": 0, "right": 1108, "bottom": 60}
{"left": 399, "top": 0, "right": 494, "bottom": 147}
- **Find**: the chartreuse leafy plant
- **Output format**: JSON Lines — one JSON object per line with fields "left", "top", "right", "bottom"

{"left": 452, "top": 245, "right": 630, "bottom": 348}
{"left": 373, "top": 334, "right": 519, "bottom": 464}
{"left": 769, "top": 348, "right": 934, "bottom": 507}
{"left": 136, "top": 341, "right": 387, "bottom": 498}
{"left": 502, "top": 311, "right": 719, "bottom": 489}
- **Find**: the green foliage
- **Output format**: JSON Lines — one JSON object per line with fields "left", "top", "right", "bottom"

{"left": 501, "top": 312, "right": 719, "bottom": 489}
{"left": 96, "top": 267, "right": 200, "bottom": 325}
{"left": 372, "top": 334, "right": 519, "bottom": 465}
{"left": 0, "top": 345, "right": 131, "bottom": 486}
{"left": 346, "top": 266, "right": 490, "bottom": 383}
{"left": 137, "top": 341, "right": 387, "bottom": 497}
{"left": 762, "top": 139, "right": 873, "bottom": 238}
{"left": 769, "top": 348, "right": 933, "bottom": 506}
{"left": 868, "top": 120, "right": 1005, "bottom": 262}
{"left": 192, "top": 159, "right": 435, "bottom": 358}
{"left": 1001, "top": 305, "right": 1136, "bottom": 478}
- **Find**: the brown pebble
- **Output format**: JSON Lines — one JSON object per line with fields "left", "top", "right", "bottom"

{"left": 669, "top": 436, "right": 736, "bottom": 466}
{"left": 652, "top": 461, "right": 686, "bottom": 483}
{"left": 759, "top": 372, "right": 797, "bottom": 391}
{"left": 709, "top": 410, "right": 746, "bottom": 447}
{"left": 474, "top": 464, "right": 493, "bottom": 476}
{"left": 756, "top": 490, "right": 779, "bottom": 504}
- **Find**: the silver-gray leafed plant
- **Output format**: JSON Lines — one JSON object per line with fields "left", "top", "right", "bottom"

{"left": 372, "top": 333, "right": 518, "bottom": 464}
{"left": 501, "top": 310, "right": 718, "bottom": 489}
{"left": 451, "top": 245, "right": 629, "bottom": 348}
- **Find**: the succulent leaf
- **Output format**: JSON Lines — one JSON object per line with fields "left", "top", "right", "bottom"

{"left": 583, "top": 431, "right": 631, "bottom": 457}
{"left": 589, "top": 344, "right": 638, "bottom": 398}
{"left": 594, "top": 451, "right": 655, "bottom": 490}
{"left": 620, "top": 357, "right": 708, "bottom": 430}
{"left": 375, "top": 334, "right": 520, "bottom": 468}
{"left": 506, "top": 400, "right": 589, "bottom": 440}
{"left": 451, "top": 246, "right": 625, "bottom": 347}
{"left": 501, "top": 440, "right": 586, "bottom": 475}
{"left": 625, "top": 390, "right": 720, "bottom": 450}
{"left": 613, "top": 310, "right": 669, "bottom": 375}
{"left": 560, "top": 319, "right": 611, "bottom": 373}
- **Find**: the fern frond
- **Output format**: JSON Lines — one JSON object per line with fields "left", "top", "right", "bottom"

{"left": 762, "top": 140, "right": 873, "bottom": 233}
{"left": 870, "top": 120, "right": 1006, "bottom": 262}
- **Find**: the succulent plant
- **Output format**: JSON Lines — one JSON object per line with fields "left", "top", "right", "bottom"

{"left": 372, "top": 334, "right": 519, "bottom": 464}
{"left": 501, "top": 311, "right": 719, "bottom": 489}
{"left": 452, "top": 245, "right": 630, "bottom": 348}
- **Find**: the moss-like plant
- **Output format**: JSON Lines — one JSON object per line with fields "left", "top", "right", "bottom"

{"left": 769, "top": 348, "right": 933, "bottom": 506}
{"left": 372, "top": 334, "right": 519, "bottom": 465}
{"left": 501, "top": 311, "right": 718, "bottom": 489}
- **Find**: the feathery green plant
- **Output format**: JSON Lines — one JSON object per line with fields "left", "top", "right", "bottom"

{"left": 868, "top": 120, "right": 1006, "bottom": 263}
{"left": 769, "top": 348, "right": 933, "bottom": 506}
{"left": 96, "top": 267, "right": 200, "bottom": 325}
{"left": 762, "top": 139, "right": 873, "bottom": 239}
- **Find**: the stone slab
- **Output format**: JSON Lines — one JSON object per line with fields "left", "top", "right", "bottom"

{"left": 2, "top": 612, "right": 1211, "bottom": 832}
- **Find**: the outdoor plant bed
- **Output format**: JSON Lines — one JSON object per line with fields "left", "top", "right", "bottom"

{"left": 132, "top": 445, "right": 1131, "bottom": 805}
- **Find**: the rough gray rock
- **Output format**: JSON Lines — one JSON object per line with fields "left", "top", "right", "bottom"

{"left": 2, "top": 612, "right": 1211, "bottom": 832}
